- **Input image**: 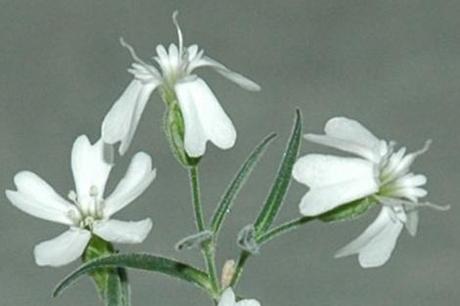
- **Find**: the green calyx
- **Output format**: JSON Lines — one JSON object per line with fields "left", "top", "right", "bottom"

{"left": 82, "top": 235, "right": 116, "bottom": 298}
{"left": 82, "top": 235, "right": 131, "bottom": 305}
{"left": 162, "top": 89, "right": 201, "bottom": 168}
{"left": 319, "top": 197, "right": 377, "bottom": 222}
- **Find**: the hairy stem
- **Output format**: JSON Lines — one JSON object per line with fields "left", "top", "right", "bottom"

{"left": 257, "top": 216, "right": 315, "bottom": 245}
{"left": 189, "top": 167, "right": 206, "bottom": 231}
{"left": 230, "top": 216, "right": 316, "bottom": 287}
{"left": 188, "top": 166, "right": 220, "bottom": 297}
{"left": 229, "top": 251, "right": 250, "bottom": 287}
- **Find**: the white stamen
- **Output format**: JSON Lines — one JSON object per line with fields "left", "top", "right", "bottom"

{"left": 172, "top": 11, "right": 184, "bottom": 56}
{"left": 89, "top": 185, "right": 98, "bottom": 197}
{"left": 377, "top": 196, "right": 450, "bottom": 211}
{"left": 412, "top": 139, "right": 432, "bottom": 158}
{"left": 67, "top": 190, "right": 78, "bottom": 204}
{"left": 66, "top": 209, "right": 81, "bottom": 225}
{"left": 120, "top": 37, "right": 160, "bottom": 79}
{"left": 416, "top": 201, "right": 450, "bottom": 211}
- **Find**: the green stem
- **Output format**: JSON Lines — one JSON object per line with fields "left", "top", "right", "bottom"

{"left": 229, "top": 250, "right": 250, "bottom": 287}
{"left": 188, "top": 166, "right": 220, "bottom": 296}
{"left": 230, "top": 216, "right": 316, "bottom": 287}
{"left": 257, "top": 216, "right": 315, "bottom": 245}
{"left": 189, "top": 167, "right": 206, "bottom": 231}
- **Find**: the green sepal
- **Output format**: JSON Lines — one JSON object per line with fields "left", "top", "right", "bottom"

{"left": 319, "top": 197, "right": 377, "bottom": 222}
{"left": 81, "top": 235, "right": 130, "bottom": 305}
{"left": 162, "top": 91, "right": 200, "bottom": 168}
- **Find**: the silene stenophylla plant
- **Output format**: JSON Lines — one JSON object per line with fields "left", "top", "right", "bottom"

{"left": 5, "top": 11, "right": 449, "bottom": 306}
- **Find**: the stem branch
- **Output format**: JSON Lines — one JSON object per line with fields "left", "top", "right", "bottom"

{"left": 257, "top": 216, "right": 315, "bottom": 245}
{"left": 230, "top": 216, "right": 316, "bottom": 287}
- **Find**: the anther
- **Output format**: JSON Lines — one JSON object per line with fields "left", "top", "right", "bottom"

{"left": 67, "top": 190, "right": 78, "bottom": 204}
{"left": 89, "top": 185, "right": 98, "bottom": 198}
{"left": 120, "top": 37, "right": 160, "bottom": 78}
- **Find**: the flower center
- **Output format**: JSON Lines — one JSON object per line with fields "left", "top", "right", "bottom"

{"left": 376, "top": 141, "right": 431, "bottom": 200}
{"left": 67, "top": 186, "right": 105, "bottom": 229}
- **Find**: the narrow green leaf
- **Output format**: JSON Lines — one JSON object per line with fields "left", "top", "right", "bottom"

{"left": 210, "top": 133, "right": 277, "bottom": 236}
{"left": 253, "top": 110, "right": 302, "bottom": 234}
{"left": 53, "top": 254, "right": 212, "bottom": 298}
{"left": 319, "top": 197, "right": 377, "bottom": 222}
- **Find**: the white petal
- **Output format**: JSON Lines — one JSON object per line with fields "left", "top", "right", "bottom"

{"left": 71, "top": 136, "right": 112, "bottom": 208}
{"left": 102, "top": 79, "right": 158, "bottom": 155}
{"left": 325, "top": 117, "right": 380, "bottom": 148}
{"left": 104, "top": 152, "right": 156, "bottom": 217}
{"left": 93, "top": 218, "right": 152, "bottom": 244}
{"left": 34, "top": 228, "right": 91, "bottom": 267}
{"left": 335, "top": 207, "right": 404, "bottom": 268}
{"left": 189, "top": 56, "right": 260, "bottom": 91}
{"left": 237, "top": 300, "right": 261, "bottom": 306}
{"left": 293, "top": 154, "right": 377, "bottom": 188}
{"left": 6, "top": 171, "right": 75, "bottom": 225}
{"left": 218, "top": 288, "right": 236, "bottom": 306}
{"left": 305, "top": 117, "right": 383, "bottom": 162}
{"left": 175, "top": 78, "right": 237, "bottom": 157}
{"left": 293, "top": 155, "right": 379, "bottom": 216}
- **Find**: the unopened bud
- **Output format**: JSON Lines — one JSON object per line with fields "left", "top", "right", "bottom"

{"left": 163, "top": 96, "right": 200, "bottom": 168}
{"left": 220, "top": 259, "right": 236, "bottom": 288}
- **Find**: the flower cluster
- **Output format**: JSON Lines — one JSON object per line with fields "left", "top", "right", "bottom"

{"left": 4, "top": 11, "right": 447, "bottom": 306}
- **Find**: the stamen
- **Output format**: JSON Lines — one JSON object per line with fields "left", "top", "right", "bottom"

{"left": 417, "top": 201, "right": 451, "bottom": 211}
{"left": 96, "top": 201, "right": 105, "bottom": 218}
{"left": 66, "top": 209, "right": 81, "bottom": 225}
{"left": 172, "top": 11, "right": 184, "bottom": 56}
{"left": 67, "top": 190, "right": 78, "bottom": 205}
{"left": 119, "top": 37, "right": 160, "bottom": 78}
{"left": 378, "top": 196, "right": 450, "bottom": 211}
{"left": 411, "top": 139, "right": 432, "bottom": 158}
{"left": 89, "top": 185, "right": 98, "bottom": 197}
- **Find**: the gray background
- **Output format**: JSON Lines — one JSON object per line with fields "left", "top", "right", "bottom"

{"left": 0, "top": 0, "right": 458, "bottom": 305}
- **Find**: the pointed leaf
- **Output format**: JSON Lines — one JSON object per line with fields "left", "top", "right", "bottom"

{"left": 54, "top": 254, "right": 212, "bottom": 298}
{"left": 210, "top": 133, "right": 277, "bottom": 236}
{"left": 253, "top": 110, "right": 302, "bottom": 234}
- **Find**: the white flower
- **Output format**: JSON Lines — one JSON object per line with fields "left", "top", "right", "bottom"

{"left": 6, "top": 135, "right": 156, "bottom": 267}
{"left": 218, "top": 288, "right": 261, "bottom": 306}
{"left": 102, "top": 12, "right": 260, "bottom": 157}
{"left": 293, "top": 117, "right": 447, "bottom": 268}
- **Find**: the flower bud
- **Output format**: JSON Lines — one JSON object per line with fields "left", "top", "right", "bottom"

{"left": 220, "top": 259, "right": 236, "bottom": 288}
{"left": 162, "top": 91, "right": 201, "bottom": 168}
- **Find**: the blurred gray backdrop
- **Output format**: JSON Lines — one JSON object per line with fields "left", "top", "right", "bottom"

{"left": 0, "top": 0, "right": 458, "bottom": 305}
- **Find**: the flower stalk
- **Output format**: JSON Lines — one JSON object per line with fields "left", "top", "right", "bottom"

{"left": 188, "top": 166, "right": 220, "bottom": 297}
